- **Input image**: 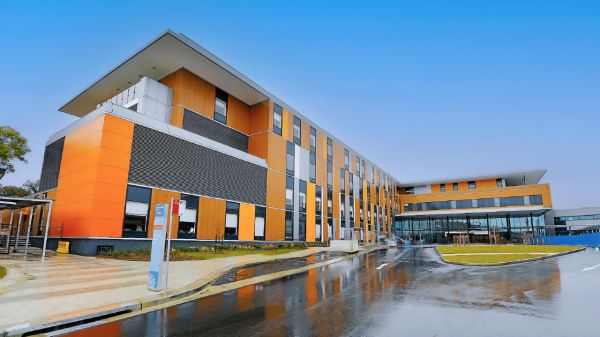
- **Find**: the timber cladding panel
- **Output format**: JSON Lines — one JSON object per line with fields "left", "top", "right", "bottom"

{"left": 266, "top": 208, "right": 285, "bottom": 240}
{"left": 198, "top": 197, "right": 226, "bottom": 240}
{"left": 39, "top": 137, "right": 65, "bottom": 192}
{"left": 148, "top": 189, "right": 180, "bottom": 238}
{"left": 128, "top": 125, "right": 266, "bottom": 205}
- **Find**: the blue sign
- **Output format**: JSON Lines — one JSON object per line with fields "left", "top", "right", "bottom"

{"left": 148, "top": 204, "right": 168, "bottom": 291}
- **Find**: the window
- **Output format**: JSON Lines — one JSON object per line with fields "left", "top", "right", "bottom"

{"left": 496, "top": 178, "right": 503, "bottom": 187}
{"left": 327, "top": 161, "right": 333, "bottom": 188}
{"left": 340, "top": 196, "right": 346, "bottom": 228}
{"left": 361, "top": 160, "right": 366, "bottom": 179}
{"left": 426, "top": 201, "right": 452, "bottom": 210}
{"left": 316, "top": 186, "right": 322, "bottom": 242}
{"left": 285, "top": 211, "right": 294, "bottom": 241}
{"left": 500, "top": 196, "right": 525, "bottom": 207}
{"left": 468, "top": 181, "right": 476, "bottom": 190}
{"left": 224, "top": 202, "right": 239, "bottom": 239}
{"left": 309, "top": 154, "right": 316, "bottom": 183}
{"left": 355, "top": 156, "right": 360, "bottom": 175}
{"left": 405, "top": 187, "right": 414, "bottom": 195}
{"left": 178, "top": 194, "right": 198, "bottom": 239}
{"left": 344, "top": 149, "right": 350, "bottom": 169}
{"left": 286, "top": 142, "right": 295, "bottom": 176}
{"left": 440, "top": 184, "right": 446, "bottom": 192}
{"left": 214, "top": 88, "right": 228, "bottom": 124}
{"left": 349, "top": 172, "right": 354, "bottom": 198}
{"left": 455, "top": 199, "right": 473, "bottom": 209}
{"left": 293, "top": 116, "right": 301, "bottom": 145}
{"left": 327, "top": 138, "right": 333, "bottom": 162}
{"left": 529, "top": 195, "right": 543, "bottom": 205}
{"left": 310, "top": 127, "right": 316, "bottom": 153}
{"left": 370, "top": 166, "right": 375, "bottom": 184}
{"left": 340, "top": 168, "right": 345, "bottom": 194}
{"left": 273, "top": 103, "right": 283, "bottom": 136}
{"left": 349, "top": 199, "right": 355, "bottom": 224}
{"left": 477, "top": 198, "right": 495, "bottom": 208}
{"left": 299, "top": 180, "right": 307, "bottom": 213}
{"left": 299, "top": 213, "right": 306, "bottom": 241}
{"left": 327, "top": 189, "right": 333, "bottom": 218}
{"left": 254, "top": 206, "right": 266, "bottom": 240}
{"left": 286, "top": 175, "right": 294, "bottom": 211}
{"left": 453, "top": 183, "right": 459, "bottom": 191}
{"left": 123, "top": 185, "right": 151, "bottom": 238}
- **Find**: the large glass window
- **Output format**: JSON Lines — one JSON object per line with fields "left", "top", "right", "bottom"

{"left": 327, "top": 189, "right": 333, "bottom": 218}
{"left": 299, "top": 213, "right": 306, "bottom": 241}
{"left": 123, "top": 185, "right": 151, "bottom": 238}
{"left": 309, "top": 153, "right": 316, "bottom": 183}
{"left": 455, "top": 199, "right": 473, "bottom": 209}
{"left": 327, "top": 138, "right": 333, "bottom": 162}
{"left": 477, "top": 198, "right": 495, "bottom": 208}
{"left": 299, "top": 180, "right": 307, "bottom": 213}
{"left": 224, "top": 202, "right": 239, "bottom": 239}
{"left": 254, "top": 206, "right": 266, "bottom": 240}
{"left": 349, "top": 173, "right": 354, "bottom": 198}
{"left": 529, "top": 194, "right": 543, "bottom": 205}
{"left": 340, "top": 168, "right": 345, "bottom": 194}
{"left": 340, "top": 195, "right": 346, "bottom": 228}
{"left": 286, "top": 175, "right": 294, "bottom": 211}
{"left": 214, "top": 88, "right": 228, "bottom": 124}
{"left": 355, "top": 156, "right": 360, "bottom": 176}
{"left": 178, "top": 194, "right": 198, "bottom": 239}
{"left": 293, "top": 116, "right": 301, "bottom": 145}
{"left": 327, "top": 161, "right": 333, "bottom": 188}
{"left": 273, "top": 103, "right": 283, "bottom": 136}
{"left": 285, "top": 211, "right": 293, "bottom": 241}
{"left": 316, "top": 186, "right": 322, "bottom": 242}
{"left": 468, "top": 181, "right": 476, "bottom": 189}
{"left": 310, "top": 127, "right": 316, "bottom": 153}
{"left": 344, "top": 149, "right": 350, "bottom": 169}
{"left": 286, "top": 141, "right": 295, "bottom": 176}
{"left": 500, "top": 196, "right": 525, "bottom": 207}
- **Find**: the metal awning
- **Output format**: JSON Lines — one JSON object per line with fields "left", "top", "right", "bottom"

{"left": 0, "top": 196, "right": 52, "bottom": 210}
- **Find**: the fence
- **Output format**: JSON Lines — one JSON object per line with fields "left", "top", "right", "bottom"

{"left": 535, "top": 233, "right": 600, "bottom": 247}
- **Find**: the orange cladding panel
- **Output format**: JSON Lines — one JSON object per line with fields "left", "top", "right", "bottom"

{"left": 238, "top": 203, "right": 255, "bottom": 241}
{"left": 198, "top": 197, "right": 226, "bottom": 240}
{"left": 266, "top": 208, "right": 285, "bottom": 241}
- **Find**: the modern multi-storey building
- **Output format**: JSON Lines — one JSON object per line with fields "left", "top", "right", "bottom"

{"left": 29, "top": 31, "right": 400, "bottom": 255}
{"left": 544, "top": 207, "right": 600, "bottom": 235}
{"left": 395, "top": 170, "right": 552, "bottom": 243}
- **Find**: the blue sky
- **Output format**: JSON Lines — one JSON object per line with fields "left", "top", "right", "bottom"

{"left": 0, "top": 1, "right": 598, "bottom": 208}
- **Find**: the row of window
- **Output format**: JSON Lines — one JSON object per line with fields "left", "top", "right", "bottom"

{"left": 555, "top": 214, "right": 600, "bottom": 222}
{"left": 273, "top": 103, "right": 395, "bottom": 195}
{"left": 404, "top": 195, "right": 544, "bottom": 212}
{"left": 405, "top": 179, "right": 505, "bottom": 195}
{"left": 122, "top": 185, "right": 267, "bottom": 240}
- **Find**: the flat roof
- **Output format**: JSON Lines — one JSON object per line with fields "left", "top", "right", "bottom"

{"left": 399, "top": 169, "right": 547, "bottom": 187}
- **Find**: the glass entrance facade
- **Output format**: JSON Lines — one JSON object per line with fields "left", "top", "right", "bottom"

{"left": 395, "top": 213, "right": 546, "bottom": 244}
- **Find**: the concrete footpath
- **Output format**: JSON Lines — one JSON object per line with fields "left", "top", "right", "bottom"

{"left": 0, "top": 247, "right": 336, "bottom": 336}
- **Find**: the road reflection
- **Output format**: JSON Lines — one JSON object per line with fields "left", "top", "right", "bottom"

{"left": 63, "top": 248, "right": 565, "bottom": 337}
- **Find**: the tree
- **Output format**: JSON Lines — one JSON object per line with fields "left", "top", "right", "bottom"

{"left": 23, "top": 179, "right": 40, "bottom": 194}
{"left": 0, "top": 185, "right": 30, "bottom": 197}
{"left": 0, "top": 126, "right": 30, "bottom": 173}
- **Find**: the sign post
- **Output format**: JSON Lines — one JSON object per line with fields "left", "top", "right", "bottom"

{"left": 164, "top": 198, "right": 186, "bottom": 292}
{"left": 148, "top": 204, "right": 168, "bottom": 291}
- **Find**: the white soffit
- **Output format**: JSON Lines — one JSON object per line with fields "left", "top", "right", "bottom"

{"left": 59, "top": 30, "right": 269, "bottom": 116}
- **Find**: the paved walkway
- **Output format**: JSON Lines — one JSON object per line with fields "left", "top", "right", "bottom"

{"left": 0, "top": 247, "right": 328, "bottom": 335}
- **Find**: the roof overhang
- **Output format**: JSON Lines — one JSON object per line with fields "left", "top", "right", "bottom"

{"left": 59, "top": 30, "right": 270, "bottom": 116}
{"left": 0, "top": 196, "right": 52, "bottom": 210}
{"left": 400, "top": 169, "right": 547, "bottom": 187}
{"left": 397, "top": 206, "right": 551, "bottom": 218}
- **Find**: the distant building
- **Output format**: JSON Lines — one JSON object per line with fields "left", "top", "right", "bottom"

{"left": 544, "top": 207, "right": 600, "bottom": 235}
{"left": 395, "top": 170, "right": 552, "bottom": 244}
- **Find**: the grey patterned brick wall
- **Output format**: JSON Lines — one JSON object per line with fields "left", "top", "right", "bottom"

{"left": 182, "top": 108, "right": 248, "bottom": 152}
{"left": 39, "top": 137, "right": 65, "bottom": 192}
{"left": 128, "top": 125, "right": 266, "bottom": 205}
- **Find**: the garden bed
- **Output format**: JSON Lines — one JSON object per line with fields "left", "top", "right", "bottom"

{"left": 436, "top": 245, "right": 582, "bottom": 265}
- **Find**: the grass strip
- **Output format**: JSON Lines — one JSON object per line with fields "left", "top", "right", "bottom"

{"left": 0, "top": 265, "right": 6, "bottom": 279}
{"left": 437, "top": 245, "right": 579, "bottom": 255}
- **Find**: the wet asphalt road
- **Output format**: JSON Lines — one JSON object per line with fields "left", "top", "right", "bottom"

{"left": 60, "top": 247, "right": 600, "bottom": 337}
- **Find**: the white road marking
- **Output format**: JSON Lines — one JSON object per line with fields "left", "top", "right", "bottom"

{"left": 376, "top": 263, "right": 387, "bottom": 270}
{"left": 582, "top": 264, "right": 600, "bottom": 272}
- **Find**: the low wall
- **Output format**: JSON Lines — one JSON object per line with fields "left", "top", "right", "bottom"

{"left": 329, "top": 240, "right": 359, "bottom": 253}
{"left": 28, "top": 237, "right": 325, "bottom": 256}
{"left": 536, "top": 233, "right": 600, "bottom": 247}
